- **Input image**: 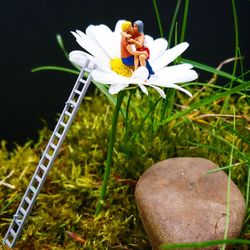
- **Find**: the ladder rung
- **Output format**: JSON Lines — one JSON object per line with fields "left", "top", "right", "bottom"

{"left": 13, "top": 216, "right": 22, "bottom": 225}
{"left": 30, "top": 186, "right": 36, "bottom": 193}
{"left": 74, "top": 89, "right": 81, "bottom": 95}
{"left": 13, "top": 214, "right": 22, "bottom": 220}
{"left": 10, "top": 229, "right": 16, "bottom": 237}
{"left": 25, "top": 197, "right": 31, "bottom": 205}
{"left": 59, "top": 121, "right": 67, "bottom": 128}
{"left": 65, "top": 111, "right": 72, "bottom": 117}
{"left": 55, "top": 132, "right": 62, "bottom": 139}
{"left": 69, "top": 100, "right": 77, "bottom": 107}
{"left": 20, "top": 208, "right": 26, "bottom": 215}
{"left": 45, "top": 154, "right": 52, "bottom": 161}
{"left": 15, "top": 220, "right": 22, "bottom": 226}
{"left": 84, "top": 67, "right": 92, "bottom": 73}
{"left": 50, "top": 143, "right": 57, "bottom": 150}
{"left": 79, "top": 79, "right": 86, "bottom": 84}
{"left": 35, "top": 175, "right": 42, "bottom": 183}
{"left": 39, "top": 164, "right": 47, "bottom": 172}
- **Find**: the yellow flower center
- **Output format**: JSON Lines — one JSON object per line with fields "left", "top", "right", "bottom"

{"left": 110, "top": 57, "right": 133, "bottom": 77}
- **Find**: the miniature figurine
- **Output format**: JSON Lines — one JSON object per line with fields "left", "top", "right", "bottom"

{"left": 120, "top": 20, "right": 154, "bottom": 75}
{"left": 121, "top": 21, "right": 147, "bottom": 70}
{"left": 121, "top": 21, "right": 135, "bottom": 68}
{"left": 130, "top": 20, "right": 150, "bottom": 70}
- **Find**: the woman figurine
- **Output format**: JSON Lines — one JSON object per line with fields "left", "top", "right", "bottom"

{"left": 121, "top": 20, "right": 154, "bottom": 75}
{"left": 129, "top": 20, "right": 150, "bottom": 70}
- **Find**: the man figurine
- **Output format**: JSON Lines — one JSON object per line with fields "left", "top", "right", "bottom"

{"left": 121, "top": 21, "right": 135, "bottom": 67}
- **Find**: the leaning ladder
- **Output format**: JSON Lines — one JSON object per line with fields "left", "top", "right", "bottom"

{"left": 3, "top": 60, "right": 94, "bottom": 248}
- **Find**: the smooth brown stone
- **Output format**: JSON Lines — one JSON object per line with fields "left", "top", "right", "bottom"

{"left": 135, "top": 158, "right": 246, "bottom": 250}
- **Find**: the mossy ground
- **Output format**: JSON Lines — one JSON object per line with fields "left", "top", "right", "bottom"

{"left": 0, "top": 83, "right": 249, "bottom": 249}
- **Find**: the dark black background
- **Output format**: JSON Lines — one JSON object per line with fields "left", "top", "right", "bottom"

{"left": 0, "top": 0, "right": 249, "bottom": 146}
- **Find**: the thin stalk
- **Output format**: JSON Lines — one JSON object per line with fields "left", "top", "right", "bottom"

{"left": 168, "top": 0, "right": 181, "bottom": 47}
{"left": 160, "top": 89, "right": 175, "bottom": 122}
{"left": 180, "top": 58, "right": 244, "bottom": 84}
{"left": 32, "top": 65, "right": 117, "bottom": 107}
{"left": 222, "top": 107, "right": 235, "bottom": 250}
{"left": 220, "top": 0, "right": 239, "bottom": 115}
{"left": 0, "top": 193, "right": 22, "bottom": 215}
{"left": 175, "top": 22, "right": 178, "bottom": 46}
{"left": 56, "top": 34, "right": 69, "bottom": 60}
{"left": 160, "top": 239, "right": 250, "bottom": 249}
{"left": 124, "top": 90, "right": 134, "bottom": 156}
{"left": 160, "top": 21, "right": 178, "bottom": 124}
{"left": 246, "top": 163, "right": 250, "bottom": 208}
{"left": 32, "top": 65, "right": 79, "bottom": 75}
{"left": 133, "top": 97, "right": 161, "bottom": 140}
{"left": 207, "top": 163, "right": 240, "bottom": 174}
{"left": 222, "top": 168, "right": 232, "bottom": 250}
{"left": 180, "top": 0, "right": 189, "bottom": 43}
{"left": 95, "top": 91, "right": 125, "bottom": 215}
{"left": 231, "top": 0, "right": 239, "bottom": 81}
{"left": 160, "top": 81, "right": 250, "bottom": 125}
{"left": 152, "top": 0, "right": 164, "bottom": 37}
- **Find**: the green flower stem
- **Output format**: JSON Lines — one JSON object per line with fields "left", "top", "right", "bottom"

{"left": 95, "top": 91, "right": 125, "bottom": 216}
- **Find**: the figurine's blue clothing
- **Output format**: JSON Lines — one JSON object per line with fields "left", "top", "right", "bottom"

{"left": 122, "top": 56, "right": 134, "bottom": 66}
{"left": 145, "top": 61, "right": 154, "bottom": 75}
{"left": 122, "top": 56, "right": 154, "bottom": 76}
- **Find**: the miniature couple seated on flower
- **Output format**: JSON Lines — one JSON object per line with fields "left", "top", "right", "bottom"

{"left": 121, "top": 20, "right": 154, "bottom": 75}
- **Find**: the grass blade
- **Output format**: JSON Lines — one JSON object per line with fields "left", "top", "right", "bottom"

{"left": 32, "top": 65, "right": 79, "bottom": 75}
{"left": 56, "top": 34, "right": 69, "bottom": 60}
{"left": 160, "top": 81, "right": 250, "bottom": 125}
{"left": 180, "top": 0, "right": 189, "bottom": 43}
{"left": 168, "top": 0, "right": 181, "bottom": 47}
{"left": 152, "top": 0, "right": 164, "bottom": 37}
{"left": 160, "top": 239, "right": 250, "bottom": 249}
{"left": 180, "top": 58, "right": 244, "bottom": 84}
{"left": 31, "top": 65, "right": 116, "bottom": 106}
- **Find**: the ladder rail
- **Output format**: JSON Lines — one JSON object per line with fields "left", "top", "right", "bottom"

{"left": 3, "top": 60, "right": 94, "bottom": 248}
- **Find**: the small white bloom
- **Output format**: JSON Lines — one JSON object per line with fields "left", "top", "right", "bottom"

{"left": 69, "top": 20, "right": 198, "bottom": 98}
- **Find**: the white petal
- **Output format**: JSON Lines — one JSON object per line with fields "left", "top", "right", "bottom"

{"left": 71, "top": 31, "right": 81, "bottom": 40}
{"left": 72, "top": 30, "right": 110, "bottom": 66}
{"left": 138, "top": 84, "right": 149, "bottom": 95}
{"left": 86, "top": 25, "right": 117, "bottom": 59}
{"left": 149, "top": 38, "right": 168, "bottom": 62}
{"left": 92, "top": 69, "right": 129, "bottom": 85}
{"left": 151, "top": 42, "right": 189, "bottom": 71}
{"left": 130, "top": 66, "right": 149, "bottom": 83}
{"left": 69, "top": 50, "right": 88, "bottom": 67}
{"left": 109, "top": 83, "right": 129, "bottom": 94}
{"left": 75, "top": 30, "right": 86, "bottom": 39}
{"left": 169, "top": 83, "right": 192, "bottom": 97}
{"left": 112, "top": 33, "right": 121, "bottom": 58}
{"left": 157, "top": 63, "right": 194, "bottom": 76}
{"left": 144, "top": 35, "right": 154, "bottom": 48}
{"left": 149, "top": 78, "right": 192, "bottom": 97}
{"left": 69, "top": 50, "right": 112, "bottom": 73}
{"left": 156, "top": 68, "right": 198, "bottom": 85}
{"left": 148, "top": 84, "right": 166, "bottom": 98}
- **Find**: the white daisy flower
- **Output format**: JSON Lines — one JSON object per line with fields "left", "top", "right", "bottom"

{"left": 69, "top": 20, "right": 198, "bottom": 98}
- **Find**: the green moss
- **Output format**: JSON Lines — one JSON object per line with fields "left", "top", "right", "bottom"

{"left": 0, "top": 85, "right": 250, "bottom": 249}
